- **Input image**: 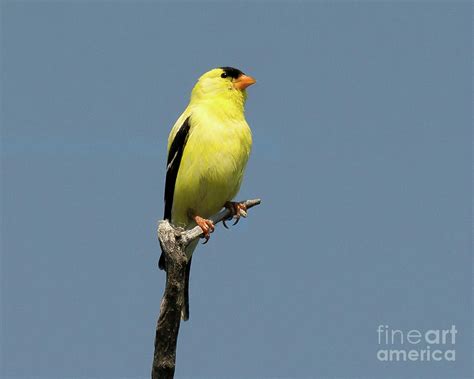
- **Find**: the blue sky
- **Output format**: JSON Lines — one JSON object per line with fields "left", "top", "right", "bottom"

{"left": 1, "top": 2, "right": 472, "bottom": 378}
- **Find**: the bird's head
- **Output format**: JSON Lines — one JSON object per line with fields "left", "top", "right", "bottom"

{"left": 190, "top": 67, "right": 256, "bottom": 106}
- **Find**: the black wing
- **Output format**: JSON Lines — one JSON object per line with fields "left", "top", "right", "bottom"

{"left": 160, "top": 116, "right": 191, "bottom": 271}
{"left": 164, "top": 116, "right": 191, "bottom": 220}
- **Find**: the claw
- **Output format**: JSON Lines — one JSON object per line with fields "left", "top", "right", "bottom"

{"left": 224, "top": 201, "right": 248, "bottom": 227}
{"left": 194, "top": 216, "right": 215, "bottom": 243}
{"left": 222, "top": 219, "right": 229, "bottom": 229}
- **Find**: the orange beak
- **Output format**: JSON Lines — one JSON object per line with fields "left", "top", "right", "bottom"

{"left": 234, "top": 74, "right": 256, "bottom": 90}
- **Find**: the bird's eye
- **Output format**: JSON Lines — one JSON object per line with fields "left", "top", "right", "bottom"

{"left": 221, "top": 73, "right": 228, "bottom": 78}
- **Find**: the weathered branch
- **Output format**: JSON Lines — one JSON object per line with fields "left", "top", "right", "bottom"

{"left": 152, "top": 199, "right": 261, "bottom": 379}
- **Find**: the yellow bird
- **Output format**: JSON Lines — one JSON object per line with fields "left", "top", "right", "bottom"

{"left": 159, "top": 67, "right": 256, "bottom": 320}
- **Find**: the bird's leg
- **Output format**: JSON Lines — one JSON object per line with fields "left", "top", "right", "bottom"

{"left": 193, "top": 215, "right": 215, "bottom": 244}
{"left": 224, "top": 201, "right": 248, "bottom": 227}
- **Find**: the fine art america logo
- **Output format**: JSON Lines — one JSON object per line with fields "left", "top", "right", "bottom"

{"left": 377, "top": 325, "right": 457, "bottom": 362}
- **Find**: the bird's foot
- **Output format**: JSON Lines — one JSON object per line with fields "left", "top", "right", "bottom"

{"left": 194, "top": 216, "right": 215, "bottom": 244}
{"left": 223, "top": 201, "right": 248, "bottom": 228}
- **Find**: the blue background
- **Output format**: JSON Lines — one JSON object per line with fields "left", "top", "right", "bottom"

{"left": 1, "top": 1, "right": 472, "bottom": 378}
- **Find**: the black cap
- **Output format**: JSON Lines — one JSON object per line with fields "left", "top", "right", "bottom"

{"left": 220, "top": 67, "right": 244, "bottom": 79}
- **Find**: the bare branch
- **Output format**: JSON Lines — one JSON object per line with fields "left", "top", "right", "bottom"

{"left": 181, "top": 198, "right": 261, "bottom": 245}
{"left": 152, "top": 199, "right": 261, "bottom": 379}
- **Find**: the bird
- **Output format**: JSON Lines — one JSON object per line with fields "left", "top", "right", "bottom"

{"left": 159, "top": 67, "right": 256, "bottom": 321}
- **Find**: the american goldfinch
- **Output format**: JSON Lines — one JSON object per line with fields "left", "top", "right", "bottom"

{"left": 159, "top": 67, "right": 256, "bottom": 320}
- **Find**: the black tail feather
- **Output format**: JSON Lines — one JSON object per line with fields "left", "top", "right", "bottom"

{"left": 158, "top": 251, "right": 166, "bottom": 270}
{"left": 182, "top": 257, "right": 192, "bottom": 321}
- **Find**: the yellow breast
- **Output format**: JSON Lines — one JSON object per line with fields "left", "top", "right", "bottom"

{"left": 171, "top": 104, "right": 252, "bottom": 228}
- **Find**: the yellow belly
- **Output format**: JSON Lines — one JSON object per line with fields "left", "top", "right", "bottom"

{"left": 171, "top": 114, "right": 252, "bottom": 228}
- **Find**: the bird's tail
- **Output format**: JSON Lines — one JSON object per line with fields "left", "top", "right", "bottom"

{"left": 158, "top": 251, "right": 166, "bottom": 270}
{"left": 159, "top": 239, "right": 198, "bottom": 321}
{"left": 182, "top": 239, "right": 198, "bottom": 321}
{"left": 182, "top": 257, "right": 192, "bottom": 321}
